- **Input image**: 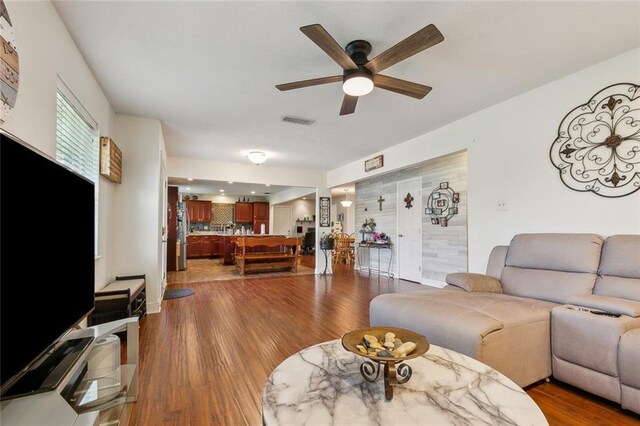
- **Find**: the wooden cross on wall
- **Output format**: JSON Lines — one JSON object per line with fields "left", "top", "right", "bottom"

{"left": 377, "top": 196, "right": 385, "bottom": 211}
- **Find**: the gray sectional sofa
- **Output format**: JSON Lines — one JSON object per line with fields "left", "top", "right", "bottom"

{"left": 370, "top": 233, "right": 640, "bottom": 413}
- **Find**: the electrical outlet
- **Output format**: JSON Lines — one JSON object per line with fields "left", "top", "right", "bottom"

{"left": 496, "top": 201, "right": 508, "bottom": 211}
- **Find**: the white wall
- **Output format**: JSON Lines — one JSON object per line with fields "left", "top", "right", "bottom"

{"left": 112, "top": 115, "right": 166, "bottom": 313}
{"left": 275, "top": 199, "right": 316, "bottom": 235}
{"left": 327, "top": 48, "right": 640, "bottom": 273}
{"left": 2, "top": 0, "right": 116, "bottom": 290}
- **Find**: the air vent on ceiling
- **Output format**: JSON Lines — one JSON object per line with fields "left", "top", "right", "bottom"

{"left": 282, "top": 116, "right": 315, "bottom": 126}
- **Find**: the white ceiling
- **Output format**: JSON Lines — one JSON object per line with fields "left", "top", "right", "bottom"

{"left": 53, "top": 1, "right": 640, "bottom": 171}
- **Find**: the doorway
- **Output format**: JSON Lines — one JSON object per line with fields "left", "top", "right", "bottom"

{"left": 396, "top": 178, "right": 422, "bottom": 283}
{"left": 272, "top": 205, "right": 293, "bottom": 236}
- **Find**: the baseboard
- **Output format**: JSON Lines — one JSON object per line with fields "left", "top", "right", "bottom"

{"left": 420, "top": 278, "right": 446, "bottom": 288}
{"left": 147, "top": 298, "right": 162, "bottom": 314}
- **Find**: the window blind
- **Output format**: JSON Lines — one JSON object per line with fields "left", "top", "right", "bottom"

{"left": 56, "top": 89, "right": 99, "bottom": 254}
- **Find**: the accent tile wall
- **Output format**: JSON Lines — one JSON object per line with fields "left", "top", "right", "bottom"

{"left": 355, "top": 150, "right": 468, "bottom": 283}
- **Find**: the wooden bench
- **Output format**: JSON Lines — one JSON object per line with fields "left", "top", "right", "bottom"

{"left": 235, "top": 236, "right": 301, "bottom": 275}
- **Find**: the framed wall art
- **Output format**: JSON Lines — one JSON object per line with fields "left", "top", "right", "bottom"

{"left": 364, "top": 155, "right": 384, "bottom": 172}
{"left": 319, "top": 196, "right": 331, "bottom": 227}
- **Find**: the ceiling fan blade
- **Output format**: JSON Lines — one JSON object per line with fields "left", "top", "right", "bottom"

{"left": 365, "top": 24, "right": 444, "bottom": 74}
{"left": 300, "top": 24, "right": 358, "bottom": 71}
{"left": 276, "top": 75, "right": 342, "bottom": 91}
{"left": 373, "top": 74, "right": 432, "bottom": 99}
{"left": 339, "top": 95, "right": 358, "bottom": 116}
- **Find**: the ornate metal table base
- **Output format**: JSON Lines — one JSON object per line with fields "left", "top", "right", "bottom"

{"left": 359, "top": 359, "right": 412, "bottom": 400}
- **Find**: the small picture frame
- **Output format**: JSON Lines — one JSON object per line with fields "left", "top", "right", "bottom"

{"left": 431, "top": 218, "right": 440, "bottom": 225}
{"left": 432, "top": 192, "right": 440, "bottom": 199}
{"left": 337, "top": 213, "right": 344, "bottom": 221}
{"left": 436, "top": 199, "right": 446, "bottom": 207}
{"left": 425, "top": 208, "right": 432, "bottom": 215}
{"left": 440, "top": 182, "right": 448, "bottom": 189}
{"left": 449, "top": 207, "right": 458, "bottom": 215}
{"left": 440, "top": 217, "right": 448, "bottom": 227}
{"left": 452, "top": 193, "right": 460, "bottom": 203}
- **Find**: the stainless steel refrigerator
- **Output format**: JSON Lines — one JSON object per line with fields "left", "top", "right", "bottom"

{"left": 177, "top": 201, "right": 189, "bottom": 270}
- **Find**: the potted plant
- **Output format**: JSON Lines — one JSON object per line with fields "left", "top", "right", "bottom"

{"left": 320, "top": 232, "right": 336, "bottom": 250}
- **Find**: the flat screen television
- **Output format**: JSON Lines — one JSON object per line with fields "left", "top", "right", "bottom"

{"left": 0, "top": 131, "right": 95, "bottom": 397}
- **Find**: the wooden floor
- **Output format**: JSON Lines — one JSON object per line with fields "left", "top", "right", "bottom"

{"left": 131, "top": 262, "right": 640, "bottom": 425}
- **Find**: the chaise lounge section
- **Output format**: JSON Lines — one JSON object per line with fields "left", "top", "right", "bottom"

{"left": 370, "top": 233, "right": 640, "bottom": 413}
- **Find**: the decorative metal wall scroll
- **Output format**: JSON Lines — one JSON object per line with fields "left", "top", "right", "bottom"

{"left": 403, "top": 193, "right": 414, "bottom": 209}
{"left": 0, "top": 1, "right": 19, "bottom": 125}
{"left": 549, "top": 82, "right": 640, "bottom": 198}
{"left": 425, "top": 182, "right": 459, "bottom": 227}
{"left": 319, "top": 196, "right": 331, "bottom": 227}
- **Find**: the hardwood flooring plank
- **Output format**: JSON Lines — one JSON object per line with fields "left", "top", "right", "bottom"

{"left": 130, "top": 262, "right": 640, "bottom": 425}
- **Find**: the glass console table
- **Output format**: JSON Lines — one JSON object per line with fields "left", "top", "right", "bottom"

{"left": 356, "top": 242, "right": 394, "bottom": 279}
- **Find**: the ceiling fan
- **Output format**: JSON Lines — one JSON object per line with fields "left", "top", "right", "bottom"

{"left": 276, "top": 23, "right": 444, "bottom": 116}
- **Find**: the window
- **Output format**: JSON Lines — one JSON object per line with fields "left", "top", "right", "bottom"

{"left": 56, "top": 82, "right": 99, "bottom": 254}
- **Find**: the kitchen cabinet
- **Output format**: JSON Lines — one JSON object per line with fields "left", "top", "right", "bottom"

{"left": 187, "top": 235, "right": 225, "bottom": 258}
{"left": 186, "top": 200, "right": 211, "bottom": 223}
{"left": 200, "top": 237, "right": 213, "bottom": 257}
{"left": 220, "top": 237, "right": 235, "bottom": 265}
{"left": 253, "top": 219, "right": 269, "bottom": 235}
{"left": 235, "top": 202, "right": 253, "bottom": 223}
{"left": 252, "top": 202, "right": 269, "bottom": 234}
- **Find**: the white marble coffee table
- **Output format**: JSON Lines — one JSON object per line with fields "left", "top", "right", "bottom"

{"left": 262, "top": 339, "right": 548, "bottom": 425}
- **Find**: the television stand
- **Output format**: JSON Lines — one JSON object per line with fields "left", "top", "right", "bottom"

{"left": 0, "top": 317, "right": 138, "bottom": 426}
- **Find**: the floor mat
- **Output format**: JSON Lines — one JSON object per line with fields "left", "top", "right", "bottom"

{"left": 163, "top": 288, "right": 195, "bottom": 299}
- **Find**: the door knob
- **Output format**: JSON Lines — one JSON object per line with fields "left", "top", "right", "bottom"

{"left": 398, "top": 234, "right": 404, "bottom": 237}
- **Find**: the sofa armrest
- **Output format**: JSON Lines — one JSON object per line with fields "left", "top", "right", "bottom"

{"left": 567, "top": 294, "right": 640, "bottom": 317}
{"left": 445, "top": 273, "right": 503, "bottom": 293}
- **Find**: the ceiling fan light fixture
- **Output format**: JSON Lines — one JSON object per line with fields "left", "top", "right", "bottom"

{"left": 246, "top": 151, "right": 267, "bottom": 165}
{"left": 343, "top": 72, "right": 374, "bottom": 97}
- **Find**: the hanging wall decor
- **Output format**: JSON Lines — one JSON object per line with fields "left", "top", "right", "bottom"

{"left": 0, "top": 1, "right": 19, "bottom": 125}
{"left": 319, "top": 197, "right": 331, "bottom": 227}
{"left": 549, "top": 82, "right": 640, "bottom": 198}
{"left": 403, "top": 193, "right": 414, "bottom": 209}
{"left": 425, "top": 182, "right": 459, "bottom": 227}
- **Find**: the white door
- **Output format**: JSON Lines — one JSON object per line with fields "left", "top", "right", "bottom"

{"left": 272, "top": 206, "right": 292, "bottom": 236}
{"left": 397, "top": 178, "right": 422, "bottom": 282}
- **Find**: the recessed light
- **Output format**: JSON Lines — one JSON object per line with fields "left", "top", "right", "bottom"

{"left": 251, "top": 191, "right": 256, "bottom": 194}
{"left": 186, "top": 187, "right": 191, "bottom": 191}
{"left": 187, "top": 178, "right": 193, "bottom": 181}
{"left": 220, "top": 189, "right": 225, "bottom": 192}
{"left": 302, "top": 197, "right": 306, "bottom": 200}
{"left": 228, "top": 181, "right": 234, "bottom": 184}
{"left": 265, "top": 184, "right": 270, "bottom": 187}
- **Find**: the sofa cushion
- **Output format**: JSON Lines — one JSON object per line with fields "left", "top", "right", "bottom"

{"left": 370, "top": 290, "right": 557, "bottom": 359}
{"left": 445, "top": 273, "right": 503, "bottom": 293}
{"left": 501, "top": 267, "right": 597, "bottom": 304}
{"left": 500, "top": 233, "right": 602, "bottom": 303}
{"left": 505, "top": 233, "right": 603, "bottom": 273}
{"left": 594, "top": 235, "right": 640, "bottom": 301}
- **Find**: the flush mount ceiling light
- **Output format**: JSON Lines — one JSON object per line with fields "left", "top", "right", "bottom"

{"left": 340, "top": 188, "right": 353, "bottom": 207}
{"left": 246, "top": 151, "right": 267, "bottom": 165}
{"left": 342, "top": 70, "right": 373, "bottom": 97}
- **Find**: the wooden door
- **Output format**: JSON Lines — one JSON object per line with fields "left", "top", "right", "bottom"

{"left": 201, "top": 201, "right": 212, "bottom": 223}
{"left": 200, "top": 237, "right": 213, "bottom": 257}
{"left": 187, "top": 236, "right": 200, "bottom": 258}
{"left": 253, "top": 202, "right": 269, "bottom": 220}
{"left": 235, "top": 202, "right": 253, "bottom": 223}
{"left": 211, "top": 237, "right": 221, "bottom": 256}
